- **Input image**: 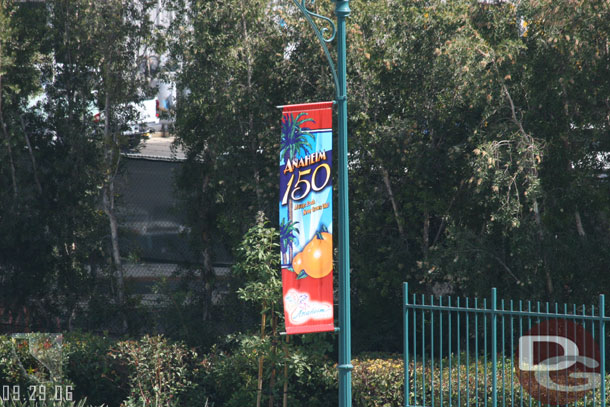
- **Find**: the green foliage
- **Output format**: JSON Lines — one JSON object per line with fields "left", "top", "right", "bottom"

{"left": 196, "top": 333, "right": 336, "bottom": 407}
{"left": 109, "top": 335, "right": 198, "bottom": 407}
{"left": 0, "top": 333, "right": 77, "bottom": 403}
{"left": 0, "top": 0, "right": 162, "bottom": 332}
{"left": 0, "top": 399, "right": 100, "bottom": 407}
{"left": 166, "top": 0, "right": 333, "bottom": 258}
{"left": 3, "top": 333, "right": 201, "bottom": 407}
{"left": 0, "top": 336, "right": 38, "bottom": 392}
{"left": 351, "top": 353, "right": 610, "bottom": 407}
{"left": 0, "top": 333, "right": 125, "bottom": 407}
{"left": 197, "top": 334, "right": 267, "bottom": 406}
{"left": 164, "top": 0, "right": 294, "bottom": 329}
{"left": 0, "top": 0, "right": 108, "bottom": 331}
{"left": 187, "top": 216, "right": 337, "bottom": 406}
{"left": 234, "top": 212, "right": 281, "bottom": 308}
{"left": 0, "top": 0, "right": 607, "bottom": 363}
{"left": 62, "top": 332, "right": 126, "bottom": 407}
{"left": 352, "top": 355, "right": 404, "bottom": 407}
{"left": 343, "top": 0, "right": 610, "bottom": 352}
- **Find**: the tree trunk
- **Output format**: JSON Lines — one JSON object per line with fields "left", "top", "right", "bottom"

{"left": 200, "top": 173, "right": 214, "bottom": 322}
{"left": 423, "top": 209, "right": 430, "bottom": 260}
{"left": 381, "top": 165, "right": 409, "bottom": 253}
{"left": 103, "top": 183, "right": 127, "bottom": 327}
{"left": 575, "top": 210, "right": 586, "bottom": 238}
{"left": 500, "top": 80, "right": 553, "bottom": 298}
{"left": 283, "top": 335, "right": 289, "bottom": 407}
{"left": 269, "top": 305, "right": 277, "bottom": 407}
{"left": 241, "top": 14, "right": 263, "bottom": 210}
{"left": 256, "top": 306, "right": 267, "bottom": 407}
{"left": 201, "top": 233, "right": 213, "bottom": 322}
{"left": 0, "top": 75, "right": 17, "bottom": 198}
{"left": 559, "top": 85, "right": 587, "bottom": 242}
{"left": 102, "top": 91, "right": 127, "bottom": 332}
{"left": 533, "top": 200, "right": 553, "bottom": 298}
{"left": 19, "top": 114, "right": 42, "bottom": 194}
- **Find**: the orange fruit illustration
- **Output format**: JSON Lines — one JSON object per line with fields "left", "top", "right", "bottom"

{"left": 300, "top": 231, "right": 333, "bottom": 278}
{"left": 292, "top": 252, "right": 305, "bottom": 273}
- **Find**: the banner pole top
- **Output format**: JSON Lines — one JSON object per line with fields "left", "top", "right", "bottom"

{"left": 276, "top": 101, "right": 335, "bottom": 110}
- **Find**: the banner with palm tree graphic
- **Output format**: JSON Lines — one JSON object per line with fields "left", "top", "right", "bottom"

{"left": 279, "top": 102, "right": 335, "bottom": 335}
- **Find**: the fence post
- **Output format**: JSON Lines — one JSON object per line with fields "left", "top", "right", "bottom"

{"left": 600, "top": 294, "right": 606, "bottom": 407}
{"left": 491, "top": 288, "right": 497, "bottom": 407}
{"left": 404, "top": 282, "right": 409, "bottom": 407}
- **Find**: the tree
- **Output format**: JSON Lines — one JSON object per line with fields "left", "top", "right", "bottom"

{"left": 0, "top": 0, "right": 162, "bottom": 332}
{"left": 425, "top": 0, "right": 610, "bottom": 301}
{"left": 233, "top": 212, "right": 282, "bottom": 407}
{"left": 343, "top": 0, "right": 481, "bottom": 351}
{"left": 165, "top": 0, "right": 608, "bottom": 354}
{"left": 90, "top": 0, "right": 156, "bottom": 329}
{"left": 231, "top": 213, "right": 335, "bottom": 407}
{"left": 342, "top": 0, "right": 609, "bottom": 351}
{"left": 164, "top": 0, "right": 331, "bottom": 323}
{"left": 47, "top": 0, "right": 158, "bottom": 331}
{"left": 0, "top": 0, "right": 107, "bottom": 330}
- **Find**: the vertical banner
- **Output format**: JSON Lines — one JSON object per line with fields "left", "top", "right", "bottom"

{"left": 279, "top": 102, "right": 335, "bottom": 334}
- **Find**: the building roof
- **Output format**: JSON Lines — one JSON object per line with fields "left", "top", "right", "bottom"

{"left": 123, "top": 133, "right": 186, "bottom": 161}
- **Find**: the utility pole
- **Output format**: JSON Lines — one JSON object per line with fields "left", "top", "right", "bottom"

{"left": 334, "top": 1, "right": 353, "bottom": 406}
{"left": 289, "top": 0, "right": 352, "bottom": 405}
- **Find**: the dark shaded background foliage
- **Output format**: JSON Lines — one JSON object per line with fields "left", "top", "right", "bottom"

{"left": 0, "top": 0, "right": 608, "bottom": 358}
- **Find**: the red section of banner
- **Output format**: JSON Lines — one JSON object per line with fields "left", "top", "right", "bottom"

{"left": 279, "top": 101, "right": 335, "bottom": 335}
{"left": 281, "top": 101, "right": 333, "bottom": 130}
{"left": 281, "top": 268, "right": 335, "bottom": 334}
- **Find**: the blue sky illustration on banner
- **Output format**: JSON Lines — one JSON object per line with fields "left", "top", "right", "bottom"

{"left": 279, "top": 129, "right": 332, "bottom": 166}
{"left": 279, "top": 128, "right": 332, "bottom": 256}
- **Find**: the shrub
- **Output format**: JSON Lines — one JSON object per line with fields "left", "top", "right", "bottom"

{"left": 351, "top": 353, "right": 610, "bottom": 407}
{"left": 352, "top": 353, "right": 404, "bottom": 407}
{"left": 0, "top": 335, "right": 37, "bottom": 392}
{"left": 63, "top": 332, "right": 126, "bottom": 407}
{"left": 196, "top": 334, "right": 260, "bottom": 407}
{"left": 197, "top": 333, "right": 337, "bottom": 407}
{"left": 0, "top": 334, "right": 75, "bottom": 403}
{"left": 0, "top": 399, "right": 100, "bottom": 407}
{"left": 110, "top": 335, "right": 198, "bottom": 407}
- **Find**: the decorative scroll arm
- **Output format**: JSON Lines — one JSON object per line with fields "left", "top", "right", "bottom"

{"left": 290, "top": 0, "right": 340, "bottom": 99}
{"left": 299, "top": 0, "right": 336, "bottom": 43}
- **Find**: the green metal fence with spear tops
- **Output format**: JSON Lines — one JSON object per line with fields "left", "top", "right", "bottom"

{"left": 403, "top": 283, "right": 609, "bottom": 407}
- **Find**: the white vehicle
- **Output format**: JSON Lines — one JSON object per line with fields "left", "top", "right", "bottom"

{"left": 129, "top": 80, "right": 176, "bottom": 135}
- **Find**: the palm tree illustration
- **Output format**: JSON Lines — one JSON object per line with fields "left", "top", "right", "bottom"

{"left": 280, "top": 112, "right": 315, "bottom": 263}
{"left": 280, "top": 218, "right": 299, "bottom": 267}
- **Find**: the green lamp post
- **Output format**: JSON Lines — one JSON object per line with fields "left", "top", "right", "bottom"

{"left": 289, "top": 0, "right": 352, "bottom": 405}
{"left": 335, "top": 2, "right": 353, "bottom": 406}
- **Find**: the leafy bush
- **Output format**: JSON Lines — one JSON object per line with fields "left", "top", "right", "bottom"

{"left": 0, "top": 335, "right": 36, "bottom": 392}
{"left": 352, "top": 354, "right": 404, "bottom": 407}
{"left": 0, "top": 334, "right": 75, "bottom": 403}
{"left": 63, "top": 332, "right": 126, "bottom": 407}
{"left": 0, "top": 333, "right": 123, "bottom": 407}
{"left": 196, "top": 333, "right": 336, "bottom": 407}
{"left": 351, "top": 353, "right": 610, "bottom": 407}
{"left": 196, "top": 334, "right": 260, "bottom": 406}
{"left": 0, "top": 399, "right": 99, "bottom": 407}
{"left": 191, "top": 217, "right": 337, "bottom": 407}
{"left": 110, "top": 335, "right": 198, "bottom": 407}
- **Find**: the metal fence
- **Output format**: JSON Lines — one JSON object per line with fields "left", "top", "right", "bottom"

{"left": 117, "top": 155, "right": 233, "bottom": 306}
{"left": 403, "top": 283, "right": 608, "bottom": 407}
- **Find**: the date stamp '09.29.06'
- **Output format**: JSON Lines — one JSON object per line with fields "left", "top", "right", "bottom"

{"left": 2, "top": 385, "right": 73, "bottom": 403}
{"left": 2, "top": 333, "right": 73, "bottom": 403}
